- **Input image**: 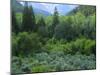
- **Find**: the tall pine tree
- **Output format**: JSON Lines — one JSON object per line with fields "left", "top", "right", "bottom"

{"left": 12, "top": 10, "right": 19, "bottom": 34}
{"left": 37, "top": 17, "right": 46, "bottom": 27}
{"left": 28, "top": 5, "right": 36, "bottom": 31}
{"left": 22, "top": 2, "right": 35, "bottom": 32}
{"left": 50, "top": 7, "right": 59, "bottom": 37}
{"left": 52, "top": 7, "right": 59, "bottom": 27}
{"left": 37, "top": 17, "right": 47, "bottom": 37}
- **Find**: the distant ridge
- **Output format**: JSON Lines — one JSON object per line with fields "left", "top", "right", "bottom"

{"left": 12, "top": 0, "right": 77, "bottom": 16}
{"left": 11, "top": 0, "right": 51, "bottom": 16}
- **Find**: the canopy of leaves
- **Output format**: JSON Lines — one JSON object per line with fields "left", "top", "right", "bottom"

{"left": 11, "top": 2, "right": 96, "bottom": 74}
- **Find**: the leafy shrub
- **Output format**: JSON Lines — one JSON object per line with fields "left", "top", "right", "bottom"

{"left": 12, "top": 32, "right": 42, "bottom": 56}
{"left": 82, "top": 15, "right": 96, "bottom": 39}
{"left": 54, "top": 16, "right": 74, "bottom": 41}
{"left": 82, "top": 39, "right": 96, "bottom": 55}
{"left": 11, "top": 56, "right": 22, "bottom": 74}
{"left": 12, "top": 53, "right": 96, "bottom": 74}
{"left": 12, "top": 33, "right": 20, "bottom": 56}
{"left": 43, "top": 38, "right": 72, "bottom": 54}
{"left": 70, "top": 38, "right": 96, "bottom": 55}
{"left": 32, "top": 65, "right": 53, "bottom": 73}
{"left": 43, "top": 37, "right": 96, "bottom": 55}
{"left": 12, "top": 4, "right": 96, "bottom": 74}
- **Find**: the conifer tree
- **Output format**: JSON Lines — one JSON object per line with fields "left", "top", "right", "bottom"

{"left": 52, "top": 7, "right": 59, "bottom": 27}
{"left": 28, "top": 5, "right": 36, "bottom": 31}
{"left": 37, "top": 17, "right": 47, "bottom": 37}
{"left": 12, "top": 10, "right": 19, "bottom": 34}
{"left": 50, "top": 7, "right": 59, "bottom": 37}
{"left": 37, "top": 17, "right": 46, "bottom": 27}
{"left": 22, "top": 2, "right": 35, "bottom": 32}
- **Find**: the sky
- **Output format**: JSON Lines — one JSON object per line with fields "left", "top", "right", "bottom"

{"left": 19, "top": 2, "right": 78, "bottom": 15}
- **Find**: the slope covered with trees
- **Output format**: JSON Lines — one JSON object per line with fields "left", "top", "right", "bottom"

{"left": 11, "top": 2, "right": 96, "bottom": 74}
{"left": 68, "top": 5, "right": 96, "bottom": 16}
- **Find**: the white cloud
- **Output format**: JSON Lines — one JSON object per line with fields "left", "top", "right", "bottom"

{"left": 40, "top": 3, "right": 59, "bottom": 14}
{"left": 19, "top": 2, "right": 24, "bottom": 5}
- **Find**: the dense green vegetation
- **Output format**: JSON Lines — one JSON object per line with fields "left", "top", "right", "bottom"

{"left": 11, "top": 2, "right": 96, "bottom": 74}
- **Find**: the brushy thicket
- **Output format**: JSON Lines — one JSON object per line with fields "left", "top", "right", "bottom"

{"left": 12, "top": 33, "right": 96, "bottom": 74}
{"left": 43, "top": 37, "right": 96, "bottom": 55}
{"left": 12, "top": 53, "right": 96, "bottom": 73}
{"left": 11, "top": 2, "right": 96, "bottom": 74}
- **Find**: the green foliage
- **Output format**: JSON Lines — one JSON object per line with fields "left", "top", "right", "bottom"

{"left": 32, "top": 65, "right": 52, "bottom": 73}
{"left": 70, "top": 38, "right": 96, "bottom": 55}
{"left": 11, "top": 2, "right": 96, "bottom": 74}
{"left": 12, "top": 11, "right": 19, "bottom": 34}
{"left": 52, "top": 7, "right": 59, "bottom": 26}
{"left": 11, "top": 0, "right": 23, "bottom": 12}
{"left": 22, "top": 2, "right": 36, "bottom": 32}
{"left": 16, "top": 13, "right": 22, "bottom": 24}
{"left": 11, "top": 56, "right": 22, "bottom": 74}
{"left": 79, "top": 6, "right": 96, "bottom": 17}
{"left": 12, "top": 53, "right": 96, "bottom": 73}
{"left": 43, "top": 38, "right": 71, "bottom": 54}
{"left": 54, "top": 13, "right": 86, "bottom": 40}
{"left": 12, "top": 32, "right": 42, "bottom": 56}
{"left": 45, "top": 16, "right": 53, "bottom": 26}
{"left": 69, "top": 5, "right": 96, "bottom": 17}
{"left": 18, "top": 32, "right": 42, "bottom": 55}
{"left": 12, "top": 33, "right": 20, "bottom": 56}
{"left": 49, "top": 7, "right": 60, "bottom": 37}
{"left": 82, "top": 14, "right": 96, "bottom": 39}
{"left": 69, "top": 12, "right": 86, "bottom": 38}
{"left": 43, "top": 37, "right": 96, "bottom": 55}
{"left": 54, "top": 16, "right": 74, "bottom": 40}
{"left": 37, "top": 17, "right": 48, "bottom": 37}
{"left": 37, "top": 17, "right": 46, "bottom": 27}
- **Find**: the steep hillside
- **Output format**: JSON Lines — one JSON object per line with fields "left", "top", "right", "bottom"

{"left": 11, "top": 0, "right": 23, "bottom": 12}
{"left": 11, "top": 0, "right": 51, "bottom": 16}
{"left": 68, "top": 5, "right": 96, "bottom": 16}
